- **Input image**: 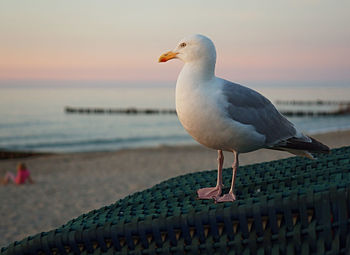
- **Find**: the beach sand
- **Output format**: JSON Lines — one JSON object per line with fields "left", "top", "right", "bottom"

{"left": 1, "top": 130, "right": 350, "bottom": 247}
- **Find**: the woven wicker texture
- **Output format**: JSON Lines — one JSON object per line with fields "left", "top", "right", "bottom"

{"left": 1, "top": 146, "right": 350, "bottom": 255}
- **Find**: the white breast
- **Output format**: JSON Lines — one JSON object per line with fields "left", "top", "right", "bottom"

{"left": 175, "top": 75, "right": 265, "bottom": 153}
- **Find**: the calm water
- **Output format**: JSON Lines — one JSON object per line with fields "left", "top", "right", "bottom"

{"left": 0, "top": 85, "right": 350, "bottom": 152}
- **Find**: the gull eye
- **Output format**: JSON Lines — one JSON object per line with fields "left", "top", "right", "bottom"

{"left": 180, "top": 42, "right": 186, "bottom": 48}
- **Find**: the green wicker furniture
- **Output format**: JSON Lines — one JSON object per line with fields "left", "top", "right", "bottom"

{"left": 2, "top": 146, "right": 350, "bottom": 255}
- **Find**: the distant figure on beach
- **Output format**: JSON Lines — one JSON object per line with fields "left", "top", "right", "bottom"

{"left": 2, "top": 163, "right": 34, "bottom": 185}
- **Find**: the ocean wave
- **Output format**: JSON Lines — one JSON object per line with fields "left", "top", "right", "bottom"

{"left": 1, "top": 134, "right": 191, "bottom": 152}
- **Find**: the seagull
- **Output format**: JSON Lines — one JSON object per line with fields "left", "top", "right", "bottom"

{"left": 158, "top": 34, "right": 329, "bottom": 202}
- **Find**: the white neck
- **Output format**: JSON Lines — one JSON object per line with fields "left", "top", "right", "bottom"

{"left": 177, "top": 58, "right": 216, "bottom": 87}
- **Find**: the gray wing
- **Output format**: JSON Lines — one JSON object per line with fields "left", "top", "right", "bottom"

{"left": 221, "top": 80, "right": 296, "bottom": 146}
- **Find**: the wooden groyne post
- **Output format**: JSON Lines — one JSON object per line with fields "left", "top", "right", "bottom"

{"left": 65, "top": 100, "right": 350, "bottom": 116}
{"left": 65, "top": 106, "right": 177, "bottom": 115}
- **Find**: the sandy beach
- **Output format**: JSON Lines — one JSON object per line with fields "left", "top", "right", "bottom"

{"left": 0, "top": 130, "right": 350, "bottom": 247}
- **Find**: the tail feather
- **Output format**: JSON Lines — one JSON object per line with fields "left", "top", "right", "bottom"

{"left": 270, "top": 135, "right": 330, "bottom": 158}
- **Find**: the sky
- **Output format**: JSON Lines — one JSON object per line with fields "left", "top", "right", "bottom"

{"left": 0, "top": 0, "right": 349, "bottom": 87}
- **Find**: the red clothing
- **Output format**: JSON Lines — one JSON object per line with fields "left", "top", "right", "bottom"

{"left": 15, "top": 169, "right": 30, "bottom": 184}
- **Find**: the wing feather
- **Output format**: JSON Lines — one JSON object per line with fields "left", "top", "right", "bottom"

{"left": 221, "top": 80, "right": 296, "bottom": 145}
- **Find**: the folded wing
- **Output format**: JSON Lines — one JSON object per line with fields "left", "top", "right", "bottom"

{"left": 221, "top": 80, "right": 329, "bottom": 156}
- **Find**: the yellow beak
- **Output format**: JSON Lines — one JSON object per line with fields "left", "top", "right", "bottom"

{"left": 158, "top": 51, "right": 178, "bottom": 62}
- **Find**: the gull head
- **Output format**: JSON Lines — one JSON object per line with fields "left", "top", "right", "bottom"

{"left": 159, "top": 34, "right": 216, "bottom": 64}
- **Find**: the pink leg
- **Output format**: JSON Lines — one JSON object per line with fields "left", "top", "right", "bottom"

{"left": 197, "top": 150, "right": 224, "bottom": 199}
{"left": 215, "top": 151, "right": 238, "bottom": 202}
{"left": 2, "top": 172, "right": 15, "bottom": 185}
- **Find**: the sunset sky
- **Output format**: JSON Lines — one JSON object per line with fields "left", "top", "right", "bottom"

{"left": 0, "top": 0, "right": 349, "bottom": 87}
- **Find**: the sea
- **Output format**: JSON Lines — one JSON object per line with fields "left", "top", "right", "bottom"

{"left": 1, "top": 83, "right": 350, "bottom": 153}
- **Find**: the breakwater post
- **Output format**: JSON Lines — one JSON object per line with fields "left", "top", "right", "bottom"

{"left": 65, "top": 100, "right": 350, "bottom": 116}
{"left": 65, "top": 106, "right": 177, "bottom": 115}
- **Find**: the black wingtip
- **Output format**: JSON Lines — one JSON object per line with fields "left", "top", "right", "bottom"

{"left": 274, "top": 136, "right": 330, "bottom": 154}
{"left": 309, "top": 137, "right": 330, "bottom": 154}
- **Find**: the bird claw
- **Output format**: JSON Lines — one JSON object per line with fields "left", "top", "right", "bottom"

{"left": 197, "top": 186, "right": 222, "bottom": 200}
{"left": 214, "top": 191, "right": 236, "bottom": 203}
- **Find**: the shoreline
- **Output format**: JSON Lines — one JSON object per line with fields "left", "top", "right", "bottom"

{"left": 1, "top": 128, "right": 350, "bottom": 160}
{"left": 0, "top": 151, "right": 52, "bottom": 160}
{"left": 0, "top": 129, "right": 350, "bottom": 247}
